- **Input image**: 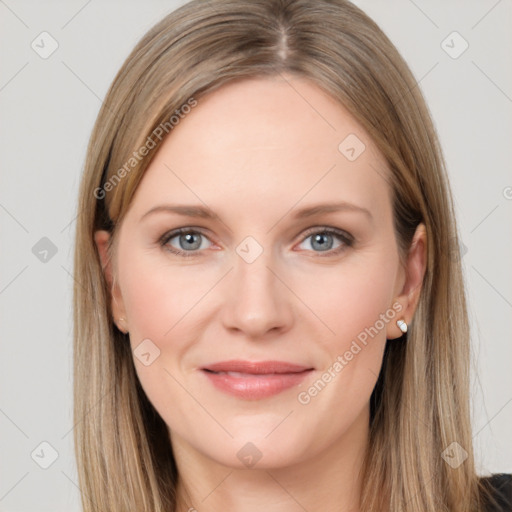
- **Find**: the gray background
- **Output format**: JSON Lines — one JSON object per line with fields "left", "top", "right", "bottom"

{"left": 0, "top": 1, "right": 511, "bottom": 510}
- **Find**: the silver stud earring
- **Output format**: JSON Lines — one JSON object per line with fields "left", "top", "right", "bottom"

{"left": 397, "top": 319, "right": 408, "bottom": 333}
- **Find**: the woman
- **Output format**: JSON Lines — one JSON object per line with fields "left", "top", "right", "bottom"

{"left": 73, "top": 0, "right": 511, "bottom": 510}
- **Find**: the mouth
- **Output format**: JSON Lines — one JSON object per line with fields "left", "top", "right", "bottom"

{"left": 201, "top": 360, "right": 313, "bottom": 374}
{"left": 200, "top": 360, "right": 314, "bottom": 400}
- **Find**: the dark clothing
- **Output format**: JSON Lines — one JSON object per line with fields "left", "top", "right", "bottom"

{"left": 480, "top": 473, "right": 512, "bottom": 511}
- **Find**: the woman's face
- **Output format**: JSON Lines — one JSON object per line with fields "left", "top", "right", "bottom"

{"left": 96, "top": 75, "right": 425, "bottom": 470}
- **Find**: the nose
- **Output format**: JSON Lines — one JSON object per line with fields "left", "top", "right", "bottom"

{"left": 220, "top": 245, "right": 294, "bottom": 339}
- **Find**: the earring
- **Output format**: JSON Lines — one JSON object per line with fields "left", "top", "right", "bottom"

{"left": 397, "top": 319, "right": 408, "bottom": 334}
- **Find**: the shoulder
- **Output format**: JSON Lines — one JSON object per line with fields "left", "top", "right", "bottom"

{"left": 479, "top": 473, "right": 512, "bottom": 512}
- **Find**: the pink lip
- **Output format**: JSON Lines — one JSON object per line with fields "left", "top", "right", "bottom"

{"left": 200, "top": 360, "right": 314, "bottom": 400}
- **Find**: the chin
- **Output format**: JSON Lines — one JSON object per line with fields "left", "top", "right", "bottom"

{"left": 196, "top": 428, "right": 315, "bottom": 470}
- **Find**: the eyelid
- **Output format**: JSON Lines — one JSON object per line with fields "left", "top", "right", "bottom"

{"left": 159, "top": 226, "right": 212, "bottom": 243}
{"left": 293, "top": 226, "right": 354, "bottom": 257}
{"left": 298, "top": 225, "right": 354, "bottom": 245}
{"left": 158, "top": 227, "right": 216, "bottom": 257}
{"left": 159, "top": 225, "right": 354, "bottom": 257}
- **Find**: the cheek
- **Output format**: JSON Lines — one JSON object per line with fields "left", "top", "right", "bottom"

{"left": 296, "top": 257, "right": 397, "bottom": 350}
{"left": 289, "top": 259, "right": 395, "bottom": 439}
{"left": 119, "top": 250, "right": 212, "bottom": 341}
{"left": 291, "top": 249, "right": 398, "bottom": 415}
{"left": 117, "top": 254, "right": 211, "bottom": 421}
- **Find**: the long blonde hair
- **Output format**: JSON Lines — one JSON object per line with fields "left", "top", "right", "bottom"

{"left": 73, "top": 1, "right": 492, "bottom": 510}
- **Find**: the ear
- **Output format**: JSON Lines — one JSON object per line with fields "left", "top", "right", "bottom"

{"left": 94, "top": 230, "right": 128, "bottom": 333}
{"left": 386, "top": 223, "right": 427, "bottom": 340}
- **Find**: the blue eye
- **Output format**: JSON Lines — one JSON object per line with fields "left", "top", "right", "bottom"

{"left": 297, "top": 228, "right": 353, "bottom": 256}
{"left": 159, "top": 227, "right": 353, "bottom": 258}
{"left": 160, "top": 229, "right": 212, "bottom": 257}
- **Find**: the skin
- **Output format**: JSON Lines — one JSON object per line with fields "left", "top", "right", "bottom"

{"left": 95, "top": 74, "right": 427, "bottom": 512}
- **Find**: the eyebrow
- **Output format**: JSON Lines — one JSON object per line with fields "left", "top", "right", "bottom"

{"left": 140, "top": 201, "right": 373, "bottom": 223}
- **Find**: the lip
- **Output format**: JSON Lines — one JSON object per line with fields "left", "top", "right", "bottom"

{"left": 200, "top": 360, "right": 314, "bottom": 400}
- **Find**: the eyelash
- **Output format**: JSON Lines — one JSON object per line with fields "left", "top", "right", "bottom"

{"left": 158, "top": 226, "right": 354, "bottom": 258}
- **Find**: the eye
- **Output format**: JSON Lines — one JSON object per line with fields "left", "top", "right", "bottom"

{"left": 159, "top": 228, "right": 213, "bottom": 257}
{"left": 158, "top": 226, "right": 354, "bottom": 258}
{"left": 296, "top": 227, "right": 353, "bottom": 256}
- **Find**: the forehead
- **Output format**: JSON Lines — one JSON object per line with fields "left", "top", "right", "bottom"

{"left": 126, "top": 76, "right": 391, "bottom": 222}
